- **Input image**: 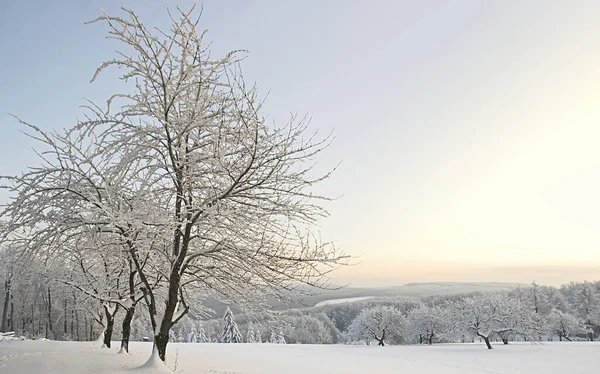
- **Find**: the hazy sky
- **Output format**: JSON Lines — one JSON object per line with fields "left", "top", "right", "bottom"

{"left": 2, "top": 1, "right": 600, "bottom": 287}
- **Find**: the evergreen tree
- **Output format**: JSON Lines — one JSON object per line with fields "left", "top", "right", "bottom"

{"left": 198, "top": 323, "right": 208, "bottom": 343}
{"left": 277, "top": 330, "right": 287, "bottom": 344}
{"left": 247, "top": 322, "right": 256, "bottom": 343}
{"left": 221, "top": 307, "right": 243, "bottom": 343}
{"left": 269, "top": 329, "right": 286, "bottom": 344}
{"left": 168, "top": 330, "right": 176, "bottom": 343}
{"left": 255, "top": 326, "right": 263, "bottom": 343}
{"left": 188, "top": 323, "right": 198, "bottom": 343}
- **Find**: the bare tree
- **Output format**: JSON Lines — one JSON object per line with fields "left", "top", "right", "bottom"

{"left": 1, "top": 5, "right": 347, "bottom": 366}
{"left": 80, "top": 6, "right": 348, "bottom": 364}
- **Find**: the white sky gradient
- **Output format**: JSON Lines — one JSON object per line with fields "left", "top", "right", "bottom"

{"left": 1, "top": 0, "right": 600, "bottom": 286}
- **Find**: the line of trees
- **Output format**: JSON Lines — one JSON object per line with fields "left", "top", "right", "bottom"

{"left": 153, "top": 280, "right": 600, "bottom": 349}
{"left": 340, "top": 282, "right": 600, "bottom": 348}
{"left": 0, "top": 5, "right": 346, "bottom": 367}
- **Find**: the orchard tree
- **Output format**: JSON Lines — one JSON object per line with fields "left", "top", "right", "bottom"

{"left": 546, "top": 309, "right": 585, "bottom": 341}
{"left": 347, "top": 305, "right": 405, "bottom": 346}
{"left": 448, "top": 293, "right": 541, "bottom": 349}
{"left": 407, "top": 304, "right": 446, "bottom": 344}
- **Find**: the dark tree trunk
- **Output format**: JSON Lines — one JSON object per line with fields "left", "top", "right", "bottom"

{"left": 376, "top": 329, "right": 386, "bottom": 346}
{"left": 46, "top": 286, "right": 53, "bottom": 338}
{"left": 484, "top": 336, "right": 492, "bottom": 349}
{"left": 9, "top": 298, "right": 14, "bottom": 331}
{"left": 478, "top": 333, "right": 492, "bottom": 349}
{"left": 121, "top": 305, "right": 135, "bottom": 353}
{"left": 419, "top": 334, "right": 423, "bottom": 344}
{"left": 428, "top": 332, "right": 434, "bottom": 345}
{"left": 70, "top": 308, "right": 74, "bottom": 339}
{"left": 103, "top": 304, "right": 119, "bottom": 348}
{"left": 84, "top": 314, "right": 88, "bottom": 341}
{"left": 152, "top": 250, "right": 188, "bottom": 361}
{"left": 1, "top": 279, "right": 11, "bottom": 332}
{"left": 75, "top": 308, "right": 80, "bottom": 341}
{"left": 154, "top": 278, "right": 180, "bottom": 361}
{"left": 502, "top": 338, "right": 509, "bottom": 344}
{"left": 63, "top": 298, "right": 68, "bottom": 336}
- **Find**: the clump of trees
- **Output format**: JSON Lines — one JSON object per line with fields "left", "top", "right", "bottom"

{"left": 0, "top": 5, "right": 347, "bottom": 367}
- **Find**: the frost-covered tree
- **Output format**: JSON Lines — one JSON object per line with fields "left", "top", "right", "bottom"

{"left": 277, "top": 330, "right": 286, "bottom": 344}
{"left": 197, "top": 323, "right": 208, "bottom": 343}
{"left": 448, "top": 293, "right": 541, "bottom": 349}
{"left": 546, "top": 309, "right": 585, "bottom": 341}
{"left": 407, "top": 304, "right": 446, "bottom": 344}
{"left": 269, "top": 329, "right": 286, "bottom": 344}
{"left": 221, "top": 308, "right": 243, "bottom": 343}
{"left": 284, "top": 314, "right": 333, "bottom": 344}
{"left": 255, "top": 325, "right": 263, "bottom": 343}
{"left": 347, "top": 305, "right": 405, "bottom": 346}
{"left": 188, "top": 323, "right": 199, "bottom": 343}
{"left": 177, "top": 328, "right": 185, "bottom": 343}
{"left": 246, "top": 322, "right": 257, "bottom": 343}
{"left": 2, "top": 4, "right": 348, "bottom": 366}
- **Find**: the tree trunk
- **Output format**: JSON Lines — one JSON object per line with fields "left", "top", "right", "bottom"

{"left": 377, "top": 330, "right": 386, "bottom": 346}
{"left": 154, "top": 281, "right": 180, "bottom": 360}
{"left": 502, "top": 338, "right": 509, "bottom": 345}
{"left": 152, "top": 252, "right": 188, "bottom": 361}
{"left": 63, "top": 298, "right": 68, "bottom": 337}
{"left": 46, "top": 286, "right": 53, "bottom": 339}
{"left": 1, "top": 279, "right": 11, "bottom": 332}
{"left": 103, "top": 304, "right": 119, "bottom": 348}
{"left": 428, "top": 332, "right": 434, "bottom": 345}
{"left": 9, "top": 297, "right": 14, "bottom": 332}
{"left": 478, "top": 333, "right": 492, "bottom": 349}
{"left": 484, "top": 336, "right": 492, "bottom": 349}
{"left": 75, "top": 307, "right": 80, "bottom": 341}
{"left": 419, "top": 334, "right": 422, "bottom": 344}
{"left": 121, "top": 305, "right": 135, "bottom": 353}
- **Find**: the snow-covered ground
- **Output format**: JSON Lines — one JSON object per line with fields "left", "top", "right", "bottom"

{"left": 0, "top": 340, "right": 597, "bottom": 373}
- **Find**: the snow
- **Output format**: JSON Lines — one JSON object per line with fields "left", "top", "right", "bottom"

{"left": 314, "top": 296, "right": 373, "bottom": 307}
{"left": 0, "top": 340, "right": 598, "bottom": 373}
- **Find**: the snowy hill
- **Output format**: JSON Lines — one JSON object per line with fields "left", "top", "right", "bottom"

{"left": 201, "top": 282, "right": 525, "bottom": 315}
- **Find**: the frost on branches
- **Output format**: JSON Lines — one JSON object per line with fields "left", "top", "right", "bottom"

{"left": 0, "top": 4, "right": 348, "bottom": 365}
{"left": 269, "top": 330, "right": 286, "bottom": 344}
{"left": 246, "top": 322, "right": 257, "bottom": 343}
{"left": 407, "top": 304, "right": 446, "bottom": 345}
{"left": 448, "top": 293, "right": 542, "bottom": 349}
{"left": 347, "top": 305, "right": 405, "bottom": 346}
{"left": 221, "top": 308, "right": 243, "bottom": 343}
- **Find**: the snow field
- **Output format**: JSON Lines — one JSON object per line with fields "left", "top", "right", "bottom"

{"left": 0, "top": 340, "right": 598, "bottom": 374}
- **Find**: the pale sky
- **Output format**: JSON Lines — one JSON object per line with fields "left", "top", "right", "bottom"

{"left": 1, "top": 1, "right": 600, "bottom": 287}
